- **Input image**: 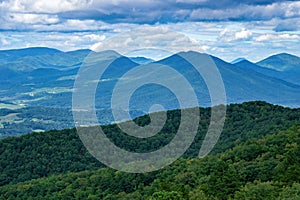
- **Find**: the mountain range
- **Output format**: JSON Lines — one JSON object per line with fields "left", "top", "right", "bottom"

{"left": 0, "top": 47, "right": 299, "bottom": 136}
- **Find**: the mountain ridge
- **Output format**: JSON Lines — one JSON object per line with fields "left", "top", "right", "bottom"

{"left": 256, "top": 52, "right": 300, "bottom": 72}
{"left": 234, "top": 59, "right": 300, "bottom": 86}
{"left": 0, "top": 49, "right": 300, "bottom": 136}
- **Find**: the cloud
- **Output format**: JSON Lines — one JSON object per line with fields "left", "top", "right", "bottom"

{"left": 1, "top": 0, "right": 300, "bottom": 62}
{"left": 0, "top": 0, "right": 92, "bottom": 13}
{"left": 1, "top": 0, "right": 300, "bottom": 28}
{"left": 91, "top": 26, "right": 203, "bottom": 56}
{"left": 7, "top": 13, "right": 60, "bottom": 24}
{"left": 219, "top": 28, "right": 253, "bottom": 42}
{"left": 274, "top": 18, "right": 300, "bottom": 32}
{"left": 0, "top": 31, "right": 108, "bottom": 51}
{"left": 0, "top": 0, "right": 299, "bottom": 35}
{"left": 83, "top": 34, "right": 106, "bottom": 41}
{"left": 189, "top": 1, "right": 300, "bottom": 22}
{"left": 0, "top": 38, "right": 10, "bottom": 46}
{"left": 255, "top": 33, "right": 300, "bottom": 42}
{"left": 235, "top": 28, "right": 253, "bottom": 40}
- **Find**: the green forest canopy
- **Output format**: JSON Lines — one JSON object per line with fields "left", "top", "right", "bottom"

{"left": 0, "top": 101, "right": 299, "bottom": 199}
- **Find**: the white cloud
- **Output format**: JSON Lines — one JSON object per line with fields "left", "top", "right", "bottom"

{"left": 284, "top": 1, "right": 300, "bottom": 18}
{"left": 0, "top": 31, "right": 109, "bottom": 51}
{"left": 83, "top": 34, "right": 106, "bottom": 41}
{"left": 235, "top": 28, "right": 253, "bottom": 40}
{"left": 1, "top": 38, "right": 10, "bottom": 46}
{"left": 219, "top": 28, "right": 253, "bottom": 42}
{"left": 8, "top": 13, "right": 59, "bottom": 24}
{"left": 0, "top": 0, "right": 92, "bottom": 13}
{"left": 219, "top": 28, "right": 229, "bottom": 37}
{"left": 255, "top": 33, "right": 300, "bottom": 42}
{"left": 91, "top": 25, "right": 204, "bottom": 56}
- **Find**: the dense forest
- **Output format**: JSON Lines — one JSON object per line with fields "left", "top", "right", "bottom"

{"left": 0, "top": 101, "right": 299, "bottom": 199}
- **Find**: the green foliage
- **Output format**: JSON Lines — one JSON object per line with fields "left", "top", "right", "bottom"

{"left": 189, "top": 189, "right": 210, "bottom": 200}
{"left": 0, "top": 124, "right": 299, "bottom": 199}
{"left": 205, "top": 160, "right": 242, "bottom": 199}
{"left": 1, "top": 101, "right": 299, "bottom": 187}
{"left": 234, "top": 181, "right": 279, "bottom": 200}
{"left": 279, "top": 183, "right": 300, "bottom": 200}
{"left": 0, "top": 129, "right": 103, "bottom": 186}
{"left": 150, "top": 191, "right": 184, "bottom": 200}
{"left": 0, "top": 101, "right": 299, "bottom": 199}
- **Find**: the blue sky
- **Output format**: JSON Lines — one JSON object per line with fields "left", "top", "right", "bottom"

{"left": 0, "top": 0, "right": 300, "bottom": 61}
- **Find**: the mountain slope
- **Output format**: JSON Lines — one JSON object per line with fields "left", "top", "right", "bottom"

{"left": 1, "top": 49, "right": 300, "bottom": 137}
{"left": 256, "top": 53, "right": 300, "bottom": 72}
{"left": 231, "top": 57, "right": 246, "bottom": 64}
{"left": 129, "top": 56, "right": 154, "bottom": 64}
{"left": 0, "top": 124, "right": 299, "bottom": 199}
{"left": 156, "top": 51, "right": 300, "bottom": 107}
{"left": 1, "top": 48, "right": 299, "bottom": 108}
{"left": 234, "top": 59, "right": 300, "bottom": 86}
{"left": 1, "top": 101, "right": 299, "bottom": 185}
{"left": 0, "top": 47, "right": 93, "bottom": 72}
{"left": 0, "top": 47, "right": 61, "bottom": 61}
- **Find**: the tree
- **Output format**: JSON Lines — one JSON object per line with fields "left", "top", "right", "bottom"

{"left": 150, "top": 191, "right": 184, "bottom": 200}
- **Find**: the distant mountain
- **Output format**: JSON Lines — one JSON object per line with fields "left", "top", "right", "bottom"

{"left": 230, "top": 57, "right": 246, "bottom": 64}
{"left": 0, "top": 67, "right": 21, "bottom": 81}
{"left": 156, "top": 51, "right": 300, "bottom": 107}
{"left": 0, "top": 47, "right": 91, "bottom": 71}
{"left": 0, "top": 47, "right": 61, "bottom": 60}
{"left": 125, "top": 48, "right": 173, "bottom": 60}
{"left": 235, "top": 59, "right": 300, "bottom": 86}
{"left": 0, "top": 48, "right": 300, "bottom": 136}
{"left": 0, "top": 49, "right": 299, "bottom": 109}
{"left": 256, "top": 53, "right": 300, "bottom": 72}
{"left": 65, "top": 49, "right": 92, "bottom": 56}
{"left": 129, "top": 57, "right": 154, "bottom": 64}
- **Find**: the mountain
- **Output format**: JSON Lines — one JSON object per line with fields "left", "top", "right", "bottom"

{"left": 1, "top": 48, "right": 300, "bottom": 136}
{"left": 0, "top": 47, "right": 61, "bottom": 61}
{"left": 256, "top": 53, "right": 300, "bottom": 72}
{"left": 0, "top": 47, "right": 91, "bottom": 71}
{"left": 0, "top": 66, "right": 21, "bottom": 81}
{"left": 156, "top": 51, "right": 300, "bottom": 107}
{"left": 0, "top": 102, "right": 299, "bottom": 199}
{"left": 230, "top": 57, "right": 246, "bottom": 64}
{"left": 234, "top": 59, "right": 300, "bottom": 86}
{"left": 129, "top": 56, "right": 154, "bottom": 64}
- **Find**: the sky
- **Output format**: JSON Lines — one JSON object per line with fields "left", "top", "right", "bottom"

{"left": 0, "top": 0, "right": 300, "bottom": 62}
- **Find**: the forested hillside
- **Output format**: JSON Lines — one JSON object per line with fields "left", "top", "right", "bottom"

{"left": 0, "top": 101, "right": 299, "bottom": 199}
{"left": 0, "top": 126, "right": 299, "bottom": 199}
